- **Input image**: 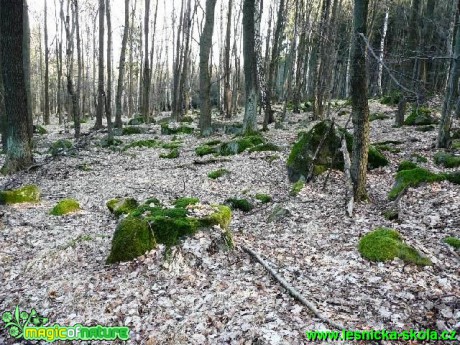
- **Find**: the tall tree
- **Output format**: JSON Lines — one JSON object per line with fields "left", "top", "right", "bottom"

{"left": 44, "top": 0, "right": 50, "bottom": 125}
{"left": 95, "top": 0, "right": 105, "bottom": 129}
{"left": 350, "top": 0, "right": 370, "bottom": 201}
{"left": 199, "top": 0, "right": 218, "bottom": 136}
{"left": 223, "top": 0, "right": 233, "bottom": 119}
{"left": 141, "top": 0, "right": 150, "bottom": 121}
{"left": 0, "top": 0, "right": 34, "bottom": 173}
{"left": 242, "top": 0, "right": 258, "bottom": 134}
{"left": 438, "top": 0, "right": 460, "bottom": 148}
{"left": 115, "top": 0, "right": 130, "bottom": 128}
{"left": 106, "top": 0, "right": 113, "bottom": 139}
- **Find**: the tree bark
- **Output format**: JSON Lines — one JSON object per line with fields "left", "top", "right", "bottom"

{"left": 0, "top": 0, "right": 34, "bottom": 173}
{"left": 199, "top": 0, "right": 218, "bottom": 136}
{"left": 106, "top": 0, "right": 113, "bottom": 139}
{"left": 115, "top": 0, "right": 130, "bottom": 128}
{"left": 95, "top": 0, "right": 105, "bottom": 129}
{"left": 141, "top": 0, "right": 150, "bottom": 121}
{"left": 242, "top": 0, "right": 259, "bottom": 134}
{"left": 44, "top": 0, "right": 50, "bottom": 125}
{"left": 223, "top": 0, "right": 233, "bottom": 119}
{"left": 350, "top": 0, "right": 370, "bottom": 201}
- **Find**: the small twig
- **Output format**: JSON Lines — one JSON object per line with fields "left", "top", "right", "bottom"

{"left": 242, "top": 245, "right": 349, "bottom": 331}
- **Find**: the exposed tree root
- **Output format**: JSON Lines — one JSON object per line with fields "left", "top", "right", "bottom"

{"left": 241, "top": 245, "right": 349, "bottom": 331}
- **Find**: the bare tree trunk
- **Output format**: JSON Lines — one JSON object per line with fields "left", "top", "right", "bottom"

{"left": 264, "top": 0, "right": 285, "bottom": 130}
{"left": 0, "top": 0, "right": 34, "bottom": 173}
{"left": 243, "top": 0, "right": 258, "bottom": 134}
{"left": 106, "top": 0, "right": 113, "bottom": 139}
{"left": 350, "top": 0, "right": 370, "bottom": 201}
{"left": 141, "top": 0, "right": 151, "bottom": 121}
{"left": 128, "top": 0, "right": 137, "bottom": 118}
{"left": 438, "top": 0, "right": 460, "bottom": 148}
{"left": 376, "top": 5, "right": 389, "bottom": 96}
{"left": 95, "top": 0, "right": 105, "bottom": 129}
{"left": 199, "top": 0, "right": 218, "bottom": 136}
{"left": 115, "top": 0, "right": 130, "bottom": 128}
{"left": 44, "top": 0, "right": 50, "bottom": 125}
{"left": 172, "top": 0, "right": 185, "bottom": 120}
{"left": 223, "top": 0, "right": 233, "bottom": 119}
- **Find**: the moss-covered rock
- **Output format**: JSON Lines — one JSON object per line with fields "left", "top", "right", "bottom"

{"left": 219, "top": 135, "right": 265, "bottom": 156}
{"left": 122, "top": 126, "right": 144, "bottom": 135}
{"left": 159, "top": 148, "right": 179, "bottom": 159}
{"left": 248, "top": 143, "right": 281, "bottom": 152}
{"left": 358, "top": 227, "right": 431, "bottom": 266}
{"left": 49, "top": 139, "right": 73, "bottom": 156}
{"left": 128, "top": 116, "right": 145, "bottom": 125}
{"left": 100, "top": 136, "right": 123, "bottom": 148}
{"left": 434, "top": 151, "right": 460, "bottom": 168}
{"left": 0, "top": 185, "right": 40, "bottom": 204}
{"left": 107, "top": 198, "right": 139, "bottom": 217}
{"left": 404, "top": 107, "right": 438, "bottom": 126}
{"left": 286, "top": 120, "right": 387, "bottom": 182}
{"left": 123, "top": 139, "right": 158, "bottom": 150}
{"left": 444, "top": 237, "right": 460, "bottom": 249}
{"left": 382, "top": 209, "right": 399, "bottom": 221}
{"left": 290, "top": 179, "right": 305, "bottom": 196}
{"left": 195, "top": 145, "right": 218, "bottom": 156}
{"left": 255, "top": 193, "right": 272, "bottom": 203}
{"left": 397, "top": 160, "right": 419, "bottom": 172}
{"left": 388, "top": 168, "right": 444, "bottom": 200}
{"left": 173, "top": 197, "right": 199, "bottom": 208}
{"left": 50, "top": 198, "right": 80, "bottom": 216}
{"left": 161, "top": 124, "right": 194, "bottom": 135}
{"left": 380, "top": 91, "right": 402, "bottom": 105}
{"left": 106, "top": 217, "right": 156, "bottom": 264}
{"left": 161, "top": 141, "right": 182, "bottom": 149}
{"left": 225, "top": 198, "right": 253, "bottom": 212}
{"left": 208, "top": 168, "right": 229, "bottom": 179}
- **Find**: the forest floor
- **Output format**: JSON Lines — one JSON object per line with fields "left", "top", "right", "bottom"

{"left": 0, "top": 100, "right": 459, "bottom": 345}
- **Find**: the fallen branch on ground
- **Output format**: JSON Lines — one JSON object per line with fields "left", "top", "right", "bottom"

{"left": 241, "top": 245, "right": 348, "bottom": 331}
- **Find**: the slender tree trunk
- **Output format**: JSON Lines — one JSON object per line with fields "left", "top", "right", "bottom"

{"left": 95, "top": 0, "right": 105, "bottom": 129}
{"left": 376, "top": 5, "right": 389, "bottom": 96}
{"left": 128, "top": 0, "right": 137, "bottom": 118}
{"left": 438, "top": 0, "right": 460, "bottom": 148}
{"left": 243, "top": 0, "right": 258, "bottom": 134}
{"left": 0, "top": 0, "right": 33, "bottom": 173}
{"left": 106, "top": 0, "right": 113, "bottom": 138}
{"left": 115, "top": 0, "right": 129, "bottom": 127}
{"left": 44, "top": 0, "right": 50, "bottom": 125}
{"left": 199, "top": 0, "right": 218, "bottom": 136}
{"left": 141, "top": 0, "right": 151, "bottom": 121}
{"left": 223, "top": 0, "right": 233, "bottom": 119}
{"left": 74, "top": 0, "right": 82, "bottom": 138}
{"left": 350, "top": 0, "right": 370, "bottom": 201}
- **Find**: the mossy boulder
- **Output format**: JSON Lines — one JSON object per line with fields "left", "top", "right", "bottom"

{"left": 122, "top": 126, "right": 144, "bottom": 135}
{"left": 161, "top": 124, "right": 194, "bottom": 135}
{"left": 106, "top": 217, "right": 156, "bottom": 264}
{"left": 49, "top": 139, "right": 73, "bottom": 156}
{"left": 0, "top": 185, "right": 40, "bottom": 204}
{"left": 100, "top": 136, "right": 123, "bottom": 148}
{"left": 50, "top": 198, "right": 80, "bottom": 216}
{"left": 290, "top": 178, "right": 305, "bottom": 196}
{"left": 358, "top": 228, "right": 431, "bottom": 266}
{"left": 218, "top": 135, "right": 265, "bottom": 156}
{"left": 255, "top": 193, "right": 272, "bottom": 203}
{"left": 196, "top": 145, "right": 218, "bottom": 156}
{"left": 434, "top": 152, "right": 460, "bottom": 168}
{"left": 107, "top": 198, "right": 139, "bottom": 217}
{"left": 388, "top": 168, "right": 444, "bottom": 200}
{"left": 404, "top": 107, "right": 438, "bottom": 126}
{"left": 128, "top": 116, "right": 145, "bottom": 125}
{"left": 225, "top": 198, "right": 253, "bottom": 212}
{"left": 287, "top": 120, "right": 388, "bottom": 182}
{"left": 223, "top": 123, "right": 244, "bottom": 135}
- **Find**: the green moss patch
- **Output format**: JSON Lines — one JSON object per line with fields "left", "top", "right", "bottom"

{"left": 404, "top": 107, "right": 438, "bottom": 126}
{"left": 180, "top": 116, "right": 194, "bottom": 123}
{"left": 0, "top": 185, "right": 40, "bottom": 204}
{"left": 248, "top": 143, "right": 281, "bottom": 152}
{"left": 255, "top": 193, "right": 272, "bottom": 203}
{"left": 415, "top": 125, "right": 435, "bottom": 132}
{"left": 287, "top": 120, "right": 387, "bottom": 183}
{"left": 100, "top": 137, "right": 123, "bottom": 148}
{"left": 161, "top": 141, "right": 182, "bottom": 149}
{"left": 122, "top": 126, "right": 144, "bottom": 135}
{"left": 107, "top": 198, "right": 139, "bottom": 217}
{"left": 290, "top": 179, "right": 305, "bottom": 196}
{"left": 397, "top": 161, "right": 419, "bottom": 172}
{"left": 49, "top": 139, "right": 73, "bottom": 156}
{"left": 444, "top": 237, "right": 460, "bottom": 249}
{"left": 382, "top": 209, "right": 399, "bottom": 221}
{"left": 411, "top": 154, "right": 428, "bottom": 163}
{"left": 161, "top": 124, "right": 194, "bottom": 135}
{"left": 106, "top": 217, "right": 156, "bottom": 264}
{"left": 370, "top": 113, "right": 390, "bottom": 121}
{"left": 388, "top": 168, "right": 444, "bottom": 200}
{"left": 358, "top": 228, "right": 431, "bottom": 266}
{"left": 225, "top": 198, "right": 253, "bottom": 212}
{"left": 434, "top": 152, "right": 460, "bottom": 168}
{"left": 173, "top": 197, "right": 199, "bottom": 208}
{"left": 160, "top": 148, "right": 179, "bottom": 159}
{"left": 34, "top": 125, "right": 48, "bottom": 135}
{"left": 50, "top": 198, "right": 80, "bottom": 216}
{"left": 196, "top": 145, "right": 218, "bottom": 157}
{"left": 380, "top": 91, "right": 402, "bottom": 105}
{"left": 219, "top": 135, "right": 265, "bottom": 156}
{"left": 208, "top": 169, "right": 229, "bottom": 179}
{"left": 128, "top": 116, "right": 145, "bottom": 125}
{"left": 123, "top": 139, "right": 158, "bottom": 151}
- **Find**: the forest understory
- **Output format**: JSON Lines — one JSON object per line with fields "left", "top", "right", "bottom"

{"left": 0, "top": 101, "right": 459, "bottom": 345}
